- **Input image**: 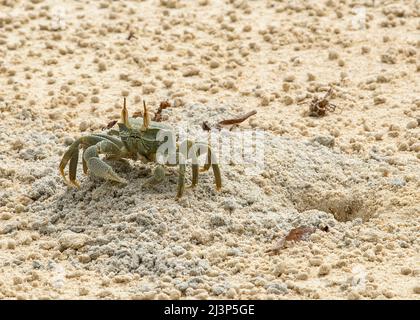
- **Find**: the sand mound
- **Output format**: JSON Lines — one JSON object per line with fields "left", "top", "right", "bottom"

{"left": 17, "top": 104, "right": 397, "bottom": 298}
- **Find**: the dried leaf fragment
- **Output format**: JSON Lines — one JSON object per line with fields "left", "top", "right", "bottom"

{"left": 153, "top": 101, "right": 171, "bottom": 122}
{"left": 102, "top": 120, "right": 118, "bottom": 130}
{"left": 285, "top": 226, "right": 316, "bottom": 242}
{"left": 266, "top": 226, "right": 328, "bottom": 255}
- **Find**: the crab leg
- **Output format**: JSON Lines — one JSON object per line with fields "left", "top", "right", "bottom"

{"left": 177, "top": 161, "right": 186, "bottom": 198}
{"left": 174, "top": 141, "right": 222, "bottom": 197}
{"left": 68, "top": 146, "right": 80, "bottom": 188}
{"left": 60, "top": 136, "right": 104, "bottom": 182}
{"left": 196, "top": 143, "right": 222, "bottom": 191}
{"left": 191, "top": 163, "right": 199, "bottom": 188}
{"left": 82, "top": 147, "right": 88, "bottom": 174}
{"left": 190, "top": 141, "right": 222, "bottom": 195}
{"left": 187, "top": 141, "right": 200, "bottom": 188}
{"left": 200, "top": 148, "right": 212, "bottom": 172}
{"left": 59, "top": 139, "right": 81, "bottom": 186}
{"left": 212, "top": 162, "right": 222, "bottom": 191}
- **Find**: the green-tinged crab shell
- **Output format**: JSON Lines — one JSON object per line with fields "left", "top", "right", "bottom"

{"left": 117, "top": 117, "right": 175, "bottom": 158}
{"left": 59, "top": 100, "right": 222, "bottom": 198}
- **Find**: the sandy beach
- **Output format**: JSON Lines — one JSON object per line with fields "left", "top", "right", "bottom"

{"left": 0, "top": 0, "right": 419, "bottom": 299}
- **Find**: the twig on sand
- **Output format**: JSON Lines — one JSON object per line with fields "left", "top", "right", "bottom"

{"left": 202, "top": 110, "right": 257, "bottom": 131}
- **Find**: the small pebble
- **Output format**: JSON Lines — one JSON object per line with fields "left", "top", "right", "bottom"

{"left": 257, "top": 95, "right": 269, "bottom": 107}
{"left": 400, "top": 267, "right": 412, "bottom": 275}
{"left": 309, "top": 258, "right": 323, "bottom": 266}
{"left": 328, "top": 51, "right": 339, "bottom": 60}
{"left": 142, "top": 85, "right": 156, "bottom": 94}
{"left": 307, "top": 73, "right": 316, "bottom": 81}
{"left": 318, "top": 264, "right": 331, "bottom": 276}
{"left": 64, "top": 137, "right": 74, "bottom": 146}
{"left": 243, "top": 25, "right": 252, "bottom": 32}
{"left": 209, "top": 214, "right": 226, "bottom": 227}
{"left": 98, "top": 62, "right": 107, "bottom": 72}
{"left": 226, "top": 288, "right": 236, "bottom": 298}
{"left": 182, "top": 67, "right": 200, "bottom": 77}
{"left": 58, "top": 231, "right": 89, "bottom": 251}
{"left": 312, "top": 135, "right": 335, "bottom": 148}
{"left": 383, "top": 289, "right": 395, "bottom": 299}
{"left": 296, "top": 273, "right": 309, "bottom": 280}
{"left": 406, "top": 120, "right": 417, "bottom": 129}
{"left": 78, "top": 254, "right": 91, "bottom": 263}
{"left": 284, "top": 74, "right": 295, "bottom": 82}
{"left": 361, "top": 46, "right": 371, "bottom": 54}
{"left": 79, "top": 121, "right": 89, "bottom": 132}
{"left": 0, "top": 213, "right": 12, "bottom": 220}
{"left": 91, "top": 96, "right": 99, "bottom": 103}
{"left": 7, "top": 239, "right": 16, "bottom": 249}
{"left": 347, "top": 291, "right": 360, "bottom": 300}
{"left": 410, "top": 143, "right": 420, "bottom": 152}
{"left": 79, "top": 287, "right": 89, "bottom": 296}
{"left": 113, "top": 275, "right": 132, "bottom": 284}
{"left": 374, "top": 96, "right": 386, "bottom": 105}
{"left": 209, "top": 60, "right": 220, "bottom": 69}
{"left": 283, "top": 95, "right": 293, "bottom": 105}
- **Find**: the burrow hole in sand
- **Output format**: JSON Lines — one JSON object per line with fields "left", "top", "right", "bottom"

{"left": 291, "top": 189, "right": 377, "bottom": 222}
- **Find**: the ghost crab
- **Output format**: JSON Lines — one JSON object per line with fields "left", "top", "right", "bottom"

{"left": 59, "top": 98, "right": 222, "bottom": 198}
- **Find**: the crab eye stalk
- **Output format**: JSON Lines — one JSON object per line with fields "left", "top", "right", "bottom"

{"left": 140, "top": 100, "right": 150, "bottom": 131}
{"left": 120, "top": 97, "right": 131, "bottom": 127}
